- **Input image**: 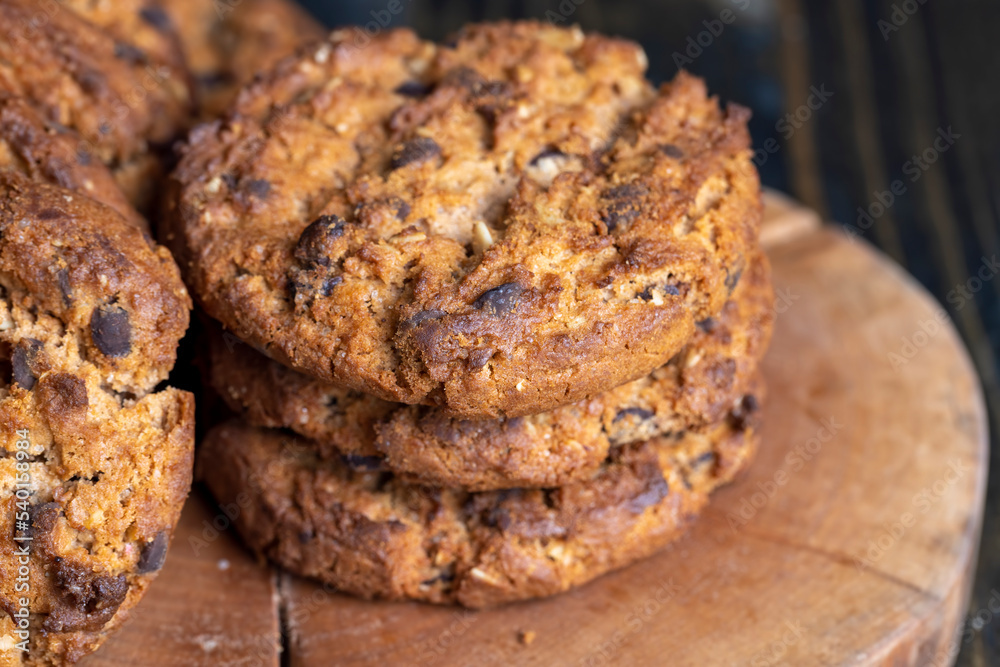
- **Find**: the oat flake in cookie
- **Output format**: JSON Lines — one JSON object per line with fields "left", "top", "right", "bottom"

{"left": 168, "top": 21, "right": 762, "bottom": 419}
{"left": 0, "top": 175, "right": 194, "bottom": 665}
{"left": 199, "top": 397, "right": 759, "bottom": 608}
{"left": 208, "top": 250, "right": 773, "bottom": 490}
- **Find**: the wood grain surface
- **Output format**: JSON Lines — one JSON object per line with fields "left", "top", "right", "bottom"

{"left": 81, "top": 194, "right": 989, "bottom": 666}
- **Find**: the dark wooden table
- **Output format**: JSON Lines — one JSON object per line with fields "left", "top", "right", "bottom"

{"left": 297, "top": 1, "right": 1000, "bottom": 663}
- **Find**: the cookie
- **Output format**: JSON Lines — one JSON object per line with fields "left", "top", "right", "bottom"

{"left": 0, "top": 176, "right": 194, "bottom": 664}
{"left": 208, "top": 249, "right": 772, "bottom": 490}
{"left": 0, "top": 365, "right": 194, "bottom": 666}
{"left": 161, "top": 0, "right": 326, "bottom": 118}
{"left": 58, "top": 0, "right": 189, "bottom": 77}
{"left": 0, "top": 94, "right": 147, "bottom": 232}
{"left": 0, "top": 172, "right": 191, "bottom": 396}
{"left": 167, "top": 21, "right": 762, "bottom": 419}
{"left": 198, "top": 394, "right": 759, "bottom": 608}
{"left": 0, "top": 0, "right": 193, "bottom": 210}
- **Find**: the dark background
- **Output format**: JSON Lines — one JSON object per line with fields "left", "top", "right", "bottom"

{"left": 299, "top": 1, "right": 1000, "bottom": 663}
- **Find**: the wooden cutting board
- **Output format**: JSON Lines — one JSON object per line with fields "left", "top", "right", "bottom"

{"left": 82, "top": 192, "right": 988, "bottom": 667}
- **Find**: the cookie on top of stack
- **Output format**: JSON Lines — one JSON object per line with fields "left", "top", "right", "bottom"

{"left": 0, "top": 0, "right": 323, "bottom": 664}
{"left": 170, "top": 20, "right": 774, "bottom": 608}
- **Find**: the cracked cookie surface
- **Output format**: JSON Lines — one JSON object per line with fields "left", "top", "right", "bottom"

{"left": 199, "top": 397, "right": 759, "bottom": 608}
{"left": 168, "top": 21, "right": 762, "bottom": 419}
{"left": 0, "top": 369, "right": 194, "bottom": 666}
{"left": 207, "top": 250, "right": 772, "bottom": 490}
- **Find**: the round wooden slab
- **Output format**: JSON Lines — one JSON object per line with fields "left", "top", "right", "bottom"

{"left": 83, "top": 193, "right": 988, "bottom": 667}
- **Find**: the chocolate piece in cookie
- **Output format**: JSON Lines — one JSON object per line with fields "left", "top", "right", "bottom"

{"left": 169, "top": 22, "right": 762, "bottom": 419}
{"left": 207, "top": 251, "right": 773, "bottom": 490}
{"left": 198, "top": 401, "right": 759, "bottom": 608}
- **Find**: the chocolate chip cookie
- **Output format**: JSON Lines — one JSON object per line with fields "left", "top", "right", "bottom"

{"left": 0, "top": 0, "right": 193, "bottom": 210}
{"left": 0, "top": 175, "right": 194, "bottom": 664}
{"left": 199, "top": 395, "right": 759, "bottom": 608}
{"left": 161, "top": 0, "right": 326, "bottom": 119}
{"left": 0, "top": 365, "right": 194, "bottom": 666}
{"left": 0, "top": 94, "right": 146, "bottom": 232}
{"left": 0, "top": 172, "right": 191, "bottom": 396}
{"left": 208, "top": 249, "right": 772, "bottom": 490}
{"left": 167, "top": 21, "right": 762, "bottom": 419}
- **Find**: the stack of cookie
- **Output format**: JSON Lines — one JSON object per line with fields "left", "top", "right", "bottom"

{"left": 0, "top": 0, "right": 322, "bottom": 664}
{"left": 167, "top": 21, "right": 774, "bottom": 608}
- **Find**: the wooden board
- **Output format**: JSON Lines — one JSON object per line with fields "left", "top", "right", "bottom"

{"left": 83, "top": 193, "right": 989, "bottom": 667}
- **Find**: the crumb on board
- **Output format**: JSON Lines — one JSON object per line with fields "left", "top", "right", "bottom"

{"left": 518, "top": 630, "right": 536, "bottom": 645}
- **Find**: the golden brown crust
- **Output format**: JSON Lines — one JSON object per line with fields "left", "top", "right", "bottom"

{"left": 0, "top": 173, "right": 194, "bottom": 665}
{"left": 198, "top": 397, "right": 759, "bottom": 608}
{"left": 0, "top": 95, "right": 147, "bottom": 232}
{"left": 207, "top": 250, "right": 773, "bottom": 490}
{"left": 0, "top": 172, "right": 191, "bottom": 396}
{"left": 0, "top": 0, "right": 193, "bottom": 210}
{"left": 57, "top": 0, "right": 189, "bottom": 79}
{"left": 167, "top": 22, "right": 762, "bottom": 419}
{"left": 161, "top": 0, "right": 326, "bottom": 118}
